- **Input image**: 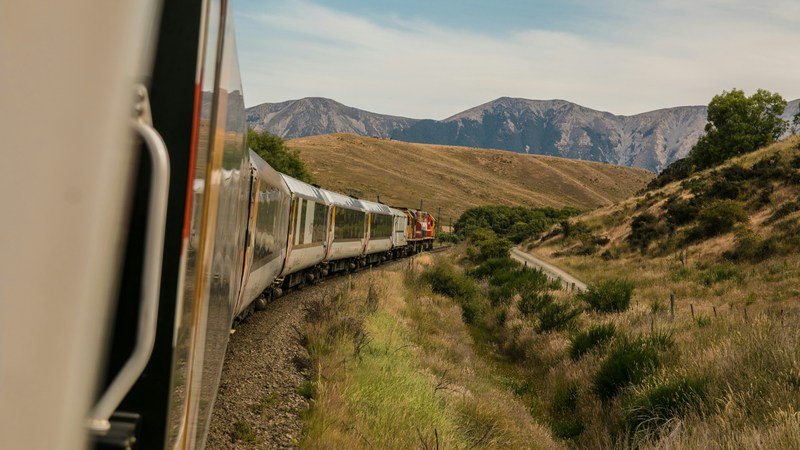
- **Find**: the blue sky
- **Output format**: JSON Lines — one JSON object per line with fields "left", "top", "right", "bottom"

{"left": 233, "top": 0, "right": 800, "bottom": 119}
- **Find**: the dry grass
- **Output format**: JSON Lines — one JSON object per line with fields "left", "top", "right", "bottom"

{"left": 508, "top": 136, "right": 800, "bottom": 449}
{"left": 287, "top": 133, "right": 653, "bottom": 222}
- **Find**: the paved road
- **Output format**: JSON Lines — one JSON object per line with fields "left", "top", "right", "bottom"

{"left": 510, "top": 248, "right": 587, "bottom": 292}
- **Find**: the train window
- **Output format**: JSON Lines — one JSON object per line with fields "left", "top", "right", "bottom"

{"left": 312, "top": 202, "right": 327, "bottom": 243}
{"left": 252, "top": 186, "right": 281, "bottom": 269}
{"left": 297, "top": 199, "right": 307, "bottom": 245}
{"left": 370, "top": 213, "right": 393, "bottom": 239}
{"left": 334, "top": 208, "right": 365, "bottom": 240}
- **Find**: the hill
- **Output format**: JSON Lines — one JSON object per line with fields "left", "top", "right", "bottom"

{"left": 285, "top": 133, "right": 654, "bottom": 224}
{"left": 510, "top": 135, "right": 800, "bottom": 448}
{"left": 248, "top": 96, "right": 800, "bottom": 172}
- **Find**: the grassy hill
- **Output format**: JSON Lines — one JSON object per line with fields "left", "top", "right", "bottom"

{"left": 510, "top": 135, "right": 800, "bottom": 448}
{"left": 286, "top": 133, "right": 654, "bottom": 224}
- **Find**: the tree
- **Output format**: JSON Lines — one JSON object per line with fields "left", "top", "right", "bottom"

{"left": 689, "top": 88, "right": 787, "bottom": 170}
{"left": 247, "top": 129, "right": 314, "bottom": 183}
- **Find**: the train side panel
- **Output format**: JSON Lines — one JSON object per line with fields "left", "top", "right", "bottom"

{"left": 279, "top": 174, "right": 329, "bottom": 279}
{"left": 322, "top": 189, "right": 368, "bottom": 267}
{"left": 237, "top": 152, "right": 291, "bottom": 314}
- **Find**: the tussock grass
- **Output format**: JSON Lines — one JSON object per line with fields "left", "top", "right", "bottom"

{"left": 513, "top": 136, "right": 800, "bottom": 449}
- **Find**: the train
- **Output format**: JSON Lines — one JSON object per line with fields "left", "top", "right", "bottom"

{"left": 0, "top": 2, "right": 435, "bottom": 450}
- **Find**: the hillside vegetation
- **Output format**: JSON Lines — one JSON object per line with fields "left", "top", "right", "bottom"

{"left": 286, "top": 133, "right": 654, "bottom": 223}
{"left": 509, "top": 135, "right": 800, "bottom": 448}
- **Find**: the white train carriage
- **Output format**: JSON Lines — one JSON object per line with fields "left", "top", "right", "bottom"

{"left": 237, "top": 151, "right": 292, "bottom": 314}
{"left": 392, "top": 207, "right": 409, "bottom": 256}
{"left": 361, "top": 200, "right": 408, "bottom": 264}
{"left": 321, "top": 189, "right": 369, "bottom": 273}
{"left": 278, "top": 174, "right": 331, "bottom": 288}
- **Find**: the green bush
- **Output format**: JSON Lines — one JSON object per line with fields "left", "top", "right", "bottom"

{"left": 569, "top": 323, "right": 616, "bottom": 361}
{"left": 437, "top": 232, "right": 461, "bottom": 244}
{"left": 579, "top": 279, "right": 634, "bottom": 313}
{"left": 421, "top": 263, "right": 479, "bottom": 323}
{"left": 593, "top": 336, "right": 661, "bottom": 400}
{"left": 248, "top": 129, "right": 314, "bottom": 183}
{"left": 518, "top": 290, "right": 554, "bottom": 317}
{"left": 692, "top": 199, "right": 748, "bottom": 239}
{"left": 628, "top": 213, "right": 667, "bottom": 253}
{"left": 468, "top": 257, "right": 519, "bottom": 279}
{"left": 537, "top": 302, "right": 581, "bottom": 332}
{"left": 622, "top": 376, "right": 708, "bottom": 436}
{"left": 664, "top": 197, "right": 700, "bottom": 227}
{"left": 478, "top": 236, "right": 513, "bottom": 261}
{"left": 698, "top": 263, "right": 744, "bottom": 286}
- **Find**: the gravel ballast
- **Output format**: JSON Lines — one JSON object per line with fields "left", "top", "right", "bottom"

{"left": 205, "top": 276, "right": 353, "bottom": 449}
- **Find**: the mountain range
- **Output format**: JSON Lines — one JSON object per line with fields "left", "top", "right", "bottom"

{"left": 246, "top": 97, "right": 800, "bottom": 172}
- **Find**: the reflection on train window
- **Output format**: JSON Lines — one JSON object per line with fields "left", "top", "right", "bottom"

{"left": 312, "top": 202, "right": 327, "bottom": 243}
{"left": 370, "top": 213, "right": 393, "bottom": 239}
{"left": 252, "top": 186, "right": 281, "bottom": 270}
{"left": 334, "top": 208, "right": 365, "bottom": 240}
{"left": 296, "top": 199, "right": 307, "bottom": 245}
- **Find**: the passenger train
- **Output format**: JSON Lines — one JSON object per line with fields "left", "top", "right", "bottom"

{"left": 0, "top": 1, "right": 434, "bottom": 450}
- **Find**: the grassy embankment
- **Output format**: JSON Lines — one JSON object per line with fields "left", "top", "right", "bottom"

{"left": 506, "top": 135, "right": 800, "bottom": 448}
{"left": 298, "top": 260, "right": 564, "bottom": 450}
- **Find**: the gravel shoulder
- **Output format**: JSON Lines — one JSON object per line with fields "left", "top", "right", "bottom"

{"left": 206, "top": 276, "right": 355, "bottom": 449}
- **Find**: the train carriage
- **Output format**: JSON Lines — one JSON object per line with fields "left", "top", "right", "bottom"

{"left": 321, "top": 189, "right": 369, "bottom": 272}
{"left": 361, "top": 200, "right": 407, "bottom": 264}
{"left": 237, "top": 151, "right": 292, "bottom": 314}
{"left": 278, "top": 173, "right": 331, "bottom": 288}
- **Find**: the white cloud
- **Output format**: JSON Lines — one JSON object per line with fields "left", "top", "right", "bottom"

{"left": 236, "top": 0, "right": 800, "bottom": 118}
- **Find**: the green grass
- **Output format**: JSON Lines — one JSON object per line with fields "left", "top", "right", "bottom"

{"left": 231, "top": 420, "right": 257, "bottom": 444}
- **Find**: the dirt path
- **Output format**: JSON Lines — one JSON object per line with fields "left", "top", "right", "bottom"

{"left": 510, "top": 248, "right": 587, "bottom": 292}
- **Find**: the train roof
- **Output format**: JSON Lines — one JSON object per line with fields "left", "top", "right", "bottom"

{"left": 360, "top": 199, "right": 405, "bottom": 217}
{"left": 320, "top": 188, "right": 367, "bottom": 211}
{"left": 279, "top": 173, "right": 328, "bottom": 203}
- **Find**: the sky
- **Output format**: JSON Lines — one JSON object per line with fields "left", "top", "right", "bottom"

{"left": 233, "top": 0, "right": 800, "bottom": 120}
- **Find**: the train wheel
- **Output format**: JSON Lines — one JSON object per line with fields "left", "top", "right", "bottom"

{"left": 255, "top": 295, "right": 268, "bottom": 311}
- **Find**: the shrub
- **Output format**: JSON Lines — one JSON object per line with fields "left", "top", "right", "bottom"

{"left": 698, "top": 263, "right": 744, "bottom": 286}
{"left": 437, "top": 232, "right": 461, "bottom": 244}
{"left": 518, "top": 290, "right": 554, "bottom": 317}
{"left": 421, "top": 263, "right": 479, "bottom": 323}
{"left": 622, "top": 376, "right": 708, "bottom": 436}
{"left": 569, "top": 323, "right": 616, "bottom": 360}
{"left": 593, "top": 336, "right": 661, "bottom": 400}
{"left": 537, "top": 302, "right": 581, "bottom": 332}
{"left": 628, "top": 213, "right": 667, "bottom": 253}
{"left": 692, "top": 200, "right": 748, "bottom": 238}
{"left": 579, "top": 279, "right": 634, "bottom": 313}
{"left": 477, "top": 236, "right": 513, "bottom": 261}
{"left": 645, "top": 158, "right": 692, "bottom": 190}
{"left": 468, "top": 256, "right": 519, "bottom": 279}
{"left": 663, "top": 197, "right": 699, "bottom": 227}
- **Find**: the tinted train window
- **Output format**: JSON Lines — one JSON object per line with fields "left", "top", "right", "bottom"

{"left": 252, "top": 186, "right": 281, "bottom": 269}
{"left": 334, "top": 208, "right": 365, "bottom": 240}
{"left": 370, "top": 213, "right": 393, "bottom": 239}
{"left": 312, "top": 202, "right": 327, "bottom": 243}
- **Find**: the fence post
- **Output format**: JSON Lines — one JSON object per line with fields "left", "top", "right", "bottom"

{"left": 690, "top": 303, "right": 695, "bottom": 320}
{"left": 670, "top": 293, "right": 675, "bottom": 319}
